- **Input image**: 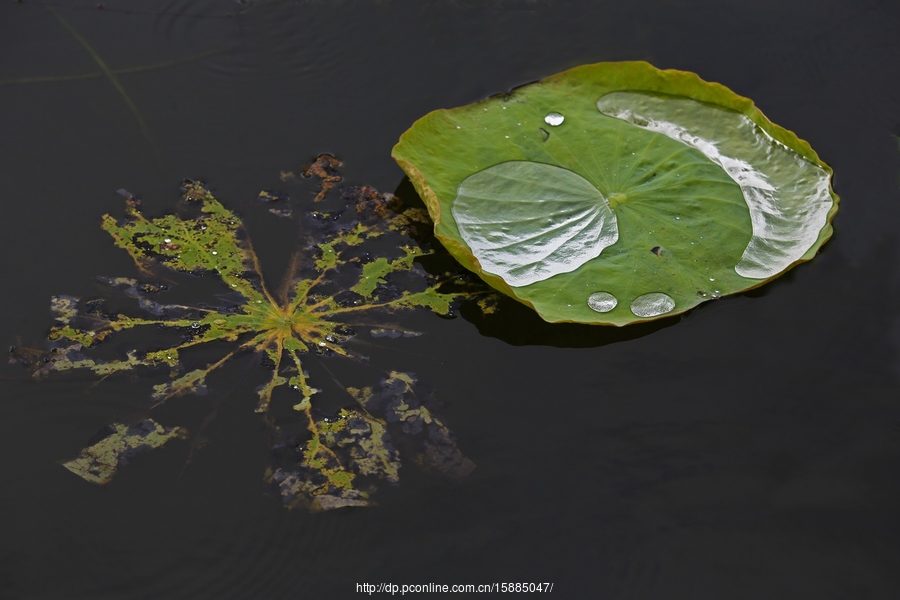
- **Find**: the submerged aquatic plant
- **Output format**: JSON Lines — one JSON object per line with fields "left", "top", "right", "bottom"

{"left": 393, "top": 61, "right": 839, "bottom": 325}
{"left": 12, "top": 156, "right": 491, "bottom": 510}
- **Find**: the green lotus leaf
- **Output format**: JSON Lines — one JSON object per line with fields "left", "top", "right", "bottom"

{"left": 392, "top": 61, "right": 839, "bottom": 325}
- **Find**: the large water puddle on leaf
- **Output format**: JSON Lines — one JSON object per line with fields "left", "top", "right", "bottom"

{"left": 597, "top": 92, "right": 833, "bottom": 279}
{"left": 452, "top": 161, "right": 618, "bottom": 287}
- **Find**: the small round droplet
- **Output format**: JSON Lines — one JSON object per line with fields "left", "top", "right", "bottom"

{"left": 630, "top": 292, "right": 675, "bottom": 317}
{"left": 544, "top": 112, "right": 565, "bottom": 126}
{"left": 709, "top": 277, "right": 715, "bottom": 281}
{"left": 211, "top": 250, "right": 218, "bottom": 255}
{"left": 587, "top": 291, "right": 617, "bottom": 313}
{"left": 163, "top": 238, "right": 172, "bottom": 243}
{"left": 190, "top": 322, "right": 200, "bottom": 329}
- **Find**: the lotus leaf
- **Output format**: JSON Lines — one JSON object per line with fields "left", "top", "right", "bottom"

{"left": 392, "top": 61, "right": 839, "bottom": 325}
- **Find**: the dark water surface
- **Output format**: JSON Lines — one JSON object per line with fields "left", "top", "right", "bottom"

{"left": 2, "top": 1, "right": 900, "bottom": 598}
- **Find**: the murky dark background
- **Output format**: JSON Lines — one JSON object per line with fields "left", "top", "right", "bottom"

{"left": 2, "top": 0, "right": 899, "bottom": 598}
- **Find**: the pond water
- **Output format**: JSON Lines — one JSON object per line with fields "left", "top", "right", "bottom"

{"left": 2, "top": 0, "right": 899, "bottom": 598}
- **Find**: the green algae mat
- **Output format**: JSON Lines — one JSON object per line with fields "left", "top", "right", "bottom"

{"left": 393, "top": 61, "right": 839, "bottom": 325}
{"left": 12, "top": 160, "right": 490, "bottom": 511}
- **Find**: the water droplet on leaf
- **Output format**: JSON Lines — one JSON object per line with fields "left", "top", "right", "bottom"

{"left": 544, "top": 112, "right": 565, "bottom": 126}
{"left": 587, "top": 291, "right": 617, "bottom": 313}
{"left": 630, "top": 292, "right": 675, "bottom": 317}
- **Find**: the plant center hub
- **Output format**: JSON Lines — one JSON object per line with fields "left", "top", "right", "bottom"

{"left": 608, "top": 192, "right": 627, "bottom": 209}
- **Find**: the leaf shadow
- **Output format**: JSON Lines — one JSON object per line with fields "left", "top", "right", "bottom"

{"left": 460, "top": 293, "right": 679, "bottom": 348}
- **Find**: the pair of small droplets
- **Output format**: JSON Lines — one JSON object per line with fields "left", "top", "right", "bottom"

{"left": 587, "top": 291, "right": 675, "bottom": 318}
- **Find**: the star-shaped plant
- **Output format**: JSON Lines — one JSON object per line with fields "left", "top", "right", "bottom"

{"left": 12, "top": 156, "right": 493, "bottom": 510}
